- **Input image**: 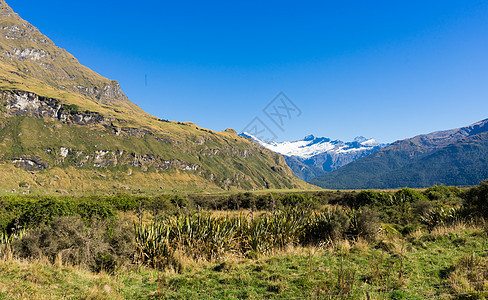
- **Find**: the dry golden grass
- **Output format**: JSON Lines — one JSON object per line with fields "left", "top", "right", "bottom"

{"left": 330, "top": 239, "right": 352, "bottom": 255}
{"left": 351, "top": 237, "right": 370, "bottom": 252}
{"left": 0, "top": 257, "right": 125, "bottom": 299}
{"left": 430, "top": 222, "right": 482, "bottom": 238}
{"left": 406, "top": 228, "right": 423, "bottom": 240}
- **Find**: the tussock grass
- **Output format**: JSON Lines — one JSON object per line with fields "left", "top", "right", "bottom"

{"left": 1, "top": 226, "right": 488, "bottom": 299}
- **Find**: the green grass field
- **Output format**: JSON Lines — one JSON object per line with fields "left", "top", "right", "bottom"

{"left": 1, "top": 223, "right": 488, "bottom": 299}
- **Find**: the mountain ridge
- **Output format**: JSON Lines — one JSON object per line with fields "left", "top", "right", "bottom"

{"left": 0, "top": 0, "right": 310, "bottom": 195}
{"left": 310, "top": 118, "right": 488, "bottom": 189}
{"left": 0, "top": 0, "right": 156, "bottom": 121}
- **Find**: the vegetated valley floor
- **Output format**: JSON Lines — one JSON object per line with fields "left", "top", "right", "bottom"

{"left": 1, "top": 224, "right": 487, "bottom": 299}
{"left": 1, "top": 184, "right": 488, "bottom": 299}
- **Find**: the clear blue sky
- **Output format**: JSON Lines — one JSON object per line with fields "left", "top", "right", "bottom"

{"left": 9, "top": 0, "right": 488, "bottom": 143}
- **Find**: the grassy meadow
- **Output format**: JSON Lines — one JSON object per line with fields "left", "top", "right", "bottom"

{"left": 1, "top": 182, "right": 488, "bottom": 299}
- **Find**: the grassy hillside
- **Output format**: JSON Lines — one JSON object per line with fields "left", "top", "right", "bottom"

{"left": 0, "top": 0, "right": 311, "bottom": 194}
{"left": 0, "top": 0, "right": 146, "bottom": 115}
{"left": 0, "top": 114, "right": 310, "bottom": 194}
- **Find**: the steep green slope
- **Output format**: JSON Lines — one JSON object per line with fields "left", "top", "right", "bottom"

{"left": 283, "top": 155, "right": 326, "bottom": 181}
{"left": 0, "top": 0, "right": 310, "bottom": 194}
{"left": 310, "top": 119, "right": 488, "bottom": 189}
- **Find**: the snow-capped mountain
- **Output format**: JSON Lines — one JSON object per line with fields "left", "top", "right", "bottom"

{"left": 240, "top": 133, "right": 388, "bottom": 181}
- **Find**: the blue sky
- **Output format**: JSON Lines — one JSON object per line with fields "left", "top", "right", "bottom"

{"left": 9, "top": 0, "right": 488, "bottom": 143}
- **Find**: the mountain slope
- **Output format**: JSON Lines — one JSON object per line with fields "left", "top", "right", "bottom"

{"left": 0, "top": 0, "right": 310, "bottom": 195}
{"left": 282, "top": 155, "right": 328, "bottom": 182}
{"left": 310, "top": 119, "right": 488, "bottom": 189}
{"left": 241, "top": 133, "right": 386, "bottom": 181}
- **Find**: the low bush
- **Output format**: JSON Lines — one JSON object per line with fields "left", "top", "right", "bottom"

{"left": 13, "top": 216, "right": 110, "bottom": 269}
{"left": 394, "top": 188, "right": 425, "bottom": 204}
{"left": 355, "top": 207, "right": 380, "bottom": 240}
{"left": 424, "top": 185, "right": 463, "bottom": 201}
{"left": 353, "top": 191, "right": 394, "bottom": 208}
{"left": 12, "top": 216, "right": 135, "bottom": 273}
{"left": 0, "top": 195, "right": 183, "bottom": 233}
{"left": 412, "top": 200, "right": 434, "bottom": 220}
{"left": 463, "top": 180, "right": 488, "bottom": 218}
{"left": 420, "top": 207, "right": 460, "bottom": 230}
{"left": 18, "top": 197, "right": 115, "bottom": 229}
{"left": 278, "top": 193, "right": 319, "bottom": 209}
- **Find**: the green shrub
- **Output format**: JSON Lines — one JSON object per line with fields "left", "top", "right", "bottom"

{"left": 394, "top": 188, "right": 425, "bottom": 204}
{"left": 18, "top": 197, "right": 76, "bottom": 227}
{"left": 0, "top": 195, "right": 184, "bottom": 233}
{"left": 355, "top": 207, "right": 380, "bottom": 240}
{"left": 13, "top": 217, "right": 110, "bottom": 270}
{"left": 303, "top": 208, "right": 350, "bottom": 243}
{"left": 76, "top": 199, "right": 115, "bottom": 220}
{"left": 390, "top": 290, "right": 408, "bottom": 299}
{"left": 105, "top": 217, "right": 136, "bottom": 266}
{"left": 420, "top": 207, "right": 459, "bottom": 230}
{"left": 143, "top": 195, "right": 177, "bottom": 216}
{"left": 61, "top": 104, "right": 79, "bottom": 115}
{"left": 226, "top": 192, "right": 256, "bottom": 210}
{"left": 255, "top": 194, "right": 275, "bottom": 210}
{"left": 353, "top": 191, "right": 394, "bottom": 208}
{"left": 278, "top": 193, "right": 319, "bottom": 209}
{"left": 170, "top": 195, "right": 192, "bottom": 209}
{"left": 463, "top": 180, "right": 488, "bottom": 218}
{"left": 13, "top": 216, "right": 134, "bottom": 273}
{"left": 103, "top": 194, "right": 144, "bottom": 211}
{"left": 18, "top": 197, "right": 115, "bottom": 228}
{"left": 424, "top": 185, "right": 463, "bottom": 201}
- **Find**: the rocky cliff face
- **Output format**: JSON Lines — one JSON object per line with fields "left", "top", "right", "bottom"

{"left": 2, "top": 90, "right": 112, "bottom": 124}
{"left": 1, "top": 90, "right": 199, "bottom": 174}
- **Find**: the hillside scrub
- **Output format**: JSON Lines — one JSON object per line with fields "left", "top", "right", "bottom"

{"left": 0, "top": 182, "right": 487, "bottom": 298}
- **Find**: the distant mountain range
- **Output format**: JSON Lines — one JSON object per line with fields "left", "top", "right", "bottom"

{"left": 240, "top": 133, "right": 387, "bottom": 181}
{"left": 310, "top": 119, "right": 488, "bottom": 189}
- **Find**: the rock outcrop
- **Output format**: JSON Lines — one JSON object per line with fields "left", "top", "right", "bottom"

{"left": 2, "top": 90, "right": 112, "bottom": 125}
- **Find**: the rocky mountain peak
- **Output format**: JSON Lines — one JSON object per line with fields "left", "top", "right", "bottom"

{"left": 0, "top": 0, "right": 12, "bottom": 12}
{"left": 0, "top": 0, "right": 139, "bottom": 112}
{"left": 353, "top": 136, "right": 367, "bottom": 143}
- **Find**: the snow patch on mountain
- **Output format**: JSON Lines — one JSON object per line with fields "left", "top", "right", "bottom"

{"left": 242, "top": 133, "right": 384, "bottom": 159}
{"left": 240, "top": 132, "right": 388, "bottom": 181}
